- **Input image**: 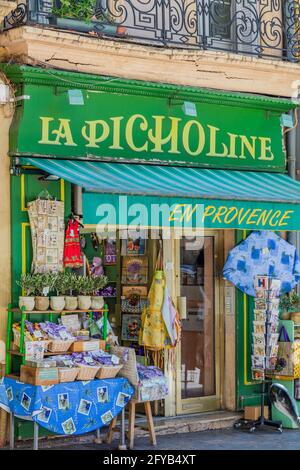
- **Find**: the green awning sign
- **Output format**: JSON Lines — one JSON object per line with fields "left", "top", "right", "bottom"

{"left": 6, "top": 65, "right": 294, "bottom": 172}
{"left": 83, "top": 194, "right": 300, "bottom": 231}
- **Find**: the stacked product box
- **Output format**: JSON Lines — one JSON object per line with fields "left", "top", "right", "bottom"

{"left": 251, "top": 276, "right": 281, "bottom": 381}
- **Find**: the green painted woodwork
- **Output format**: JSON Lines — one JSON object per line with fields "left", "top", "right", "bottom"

{"left": 235, "top": 230, "right": 262, "bottom": 408}
{"left": 10, "top": 172, "right": 71, "bottom": 439}
{"left": 11, "top": 173, "right": 71, "bottom": 302}
{"left": 1, "top": 65, "right": 295, "bottom": 171}
{"left": 1, "top": 65, "right": 296, "bottom": 111}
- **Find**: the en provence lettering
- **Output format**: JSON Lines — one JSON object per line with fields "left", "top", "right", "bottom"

{"left": 169, "top": 204, "right": 293, "bottom": 228}
{"left": 39, "top": 115, "right": 274, "bottom": 162}
{"left": 82, "top": 194, "right": 298, "bottom": 231}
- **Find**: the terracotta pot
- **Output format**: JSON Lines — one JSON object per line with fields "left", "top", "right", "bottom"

{"left": 91, "top": 296, "right": 104, "bottom": 310}
{"left": 19, "top": 296, "right": 35, "bottom": 311}
{"left": 65, "top": 296, "right": 78, "bottom": 311}
{"left": 280, "top": 310, "right": 291, "bottom": 320}
{"left": 35, "top": 296, "right": 50, "bottom": 311}
{"left": 50, "top": 296, "right": 65, "bottom": 311}
{"left": 77, "top": 296, "right": 91, "bottom": 310}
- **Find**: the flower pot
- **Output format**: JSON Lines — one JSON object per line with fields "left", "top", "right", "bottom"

{"left": 65, "top": 296, "right": 78, "bottom": 311}
{"left": 77, "top": 295, "right": 91, "bottom": 310}
{"left": 280, "top": 310, "right": 291, "bottom": 320}
{"left": 19, "top": 296, "right": 35, "bottom": 311}
{"left": 35, "top": 296, "right": 50, "bottom": 311}
{"left": 91, "top": 296, "right": 104, "bottom": 310}
{"left": 50, "top": 296, "right": 65, "bottom": 311}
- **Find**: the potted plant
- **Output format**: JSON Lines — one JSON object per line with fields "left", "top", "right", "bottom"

{"left": 50, "top": 273, "right": 66, "bottom": 311}
{"left": 76, "top": 276, "right": 94, "bottom": 310}
{"left": 279, "top": 292, "right": 300, "bottom": 321}
{"left": 53, "top": 0, "right": 119, "bottom": 36}
{"left": 91, "top": 275, "right": 108, "bottom": 309}
{"left": 33, "top": 273, "right": 51, "bottom": 311}
{"left": 64, "top": 272, "right": 78, "bottom": 311}
{"left": 16, "top": 273, "right": 35, "bottom": 311}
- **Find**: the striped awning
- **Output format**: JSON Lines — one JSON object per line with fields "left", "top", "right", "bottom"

{"left": 25, "top": 158, "right": 300, "bottom": 231}
{"left": 26, "top": 158, "right": 300, "bottom": 203}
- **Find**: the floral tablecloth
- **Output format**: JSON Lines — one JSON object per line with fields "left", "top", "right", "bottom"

{"left": 0, "top": 377, "right": 133, "bottom": 436}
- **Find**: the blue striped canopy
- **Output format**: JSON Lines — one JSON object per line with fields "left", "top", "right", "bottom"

{"left": 26, "top": 158, "right": 300, "bottom": 203}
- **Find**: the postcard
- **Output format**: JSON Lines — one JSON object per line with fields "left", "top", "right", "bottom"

{"left": 254, "top": 299, "right": 267, "bottom": 311}
{"left": 61, "top": 417, "right": 76, "bottom": 435}
{"left": 254, "top": 310, "right": 266, "bottom": 322}
{"left": 101, "top": 410, "right": 113, "bottom": 425}
{"left": 78, "top": 399, "right": 92, "bottom": 416}
{"left": 252, "top": 344, "right": 265, "bottom": 356}
{"left": 253, "top": 321, "right": 265, "bottom": 334}
{"left": 252, "top": 334, "right": 265, "bottom": 346}
{"left": 97, "top": 386, "right": 109, "bottom": 404}
{"left": 251, "top": 355, "right": 265, "bottom": 369}
{"left": 58, "top": 393, "right": 70, "bottom": 410}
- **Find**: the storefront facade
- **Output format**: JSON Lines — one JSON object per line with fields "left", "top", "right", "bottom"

{"left": 3, "top": 63, "right": 300, "bottom": 420}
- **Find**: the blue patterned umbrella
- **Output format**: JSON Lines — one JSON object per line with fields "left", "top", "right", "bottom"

{"left": 223, "top": 231, "right": 300, "bottom": 297}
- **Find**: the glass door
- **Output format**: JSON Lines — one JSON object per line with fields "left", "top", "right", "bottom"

{"left": 176, "top": 232, "right": 222, "bottom": 414}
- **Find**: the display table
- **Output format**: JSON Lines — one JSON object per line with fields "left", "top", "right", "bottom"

{"left": 0, "top": 377, "right": 134, "bottom": 450}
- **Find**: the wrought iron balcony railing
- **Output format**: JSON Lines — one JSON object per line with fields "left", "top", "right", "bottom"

{"left": 2, "top": 1, "right": 300, "bottom": 63}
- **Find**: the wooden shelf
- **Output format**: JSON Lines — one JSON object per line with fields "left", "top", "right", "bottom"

{"left": 8, "top": 309, "right": 107, "bottom": 314}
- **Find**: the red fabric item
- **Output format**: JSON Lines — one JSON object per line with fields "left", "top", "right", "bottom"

{"left": 64, "top": 219, "right": 83, "bottom": 268}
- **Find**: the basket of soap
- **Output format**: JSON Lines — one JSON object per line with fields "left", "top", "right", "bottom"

{"left": 12, "top": 321, "right": 49, "bottom": 349}
{"left": 39, "top": 322, "right": 74, "bottom": 352}
{"left": 70, "top": 353, "right": 100, "bottom": 381}
{"left": 96, "top": 364, "right": 123, "bottom": 379}
{"left": 90, "top": 350, "right": 123, "bottom": 379}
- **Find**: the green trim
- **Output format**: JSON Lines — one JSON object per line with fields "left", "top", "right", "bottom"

{"left": 0, "top": 64, "right": 296, "bottom": 112}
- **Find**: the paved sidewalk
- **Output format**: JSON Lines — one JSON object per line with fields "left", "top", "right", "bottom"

{"left": 5, "top": 427, "right": 300, "bottom": 450}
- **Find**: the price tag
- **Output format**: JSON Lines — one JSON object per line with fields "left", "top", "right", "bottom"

{"left": 85, "top": 356, "right": 94, "bottom": 364}
{"left": 59, "top": 330, "right": 69, "bottom": 340}
{"left": 111, "top": 354, "right": 120, "bottom": 365}
{"left": 33, "top": 330, "right": 43, "bottom": 339}
{"left": 63, "top": 360, "right": 74, "bottom": 367}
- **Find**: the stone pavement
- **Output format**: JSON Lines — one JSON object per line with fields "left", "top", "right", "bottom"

{"left": 5, "top": 427, "right": 300, "bottom": 450}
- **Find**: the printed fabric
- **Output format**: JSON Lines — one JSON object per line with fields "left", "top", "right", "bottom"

{"left": 64, "top": 219, "right": 83, "bottom": 268}
{"left": 28, "top": 199, "right": 65, "bottom": 273}
{"left": 223, "top": 231, "right": 300, "bottom": 297}
{"left": 0, "top": 377, "right": 133, "bottom": 436}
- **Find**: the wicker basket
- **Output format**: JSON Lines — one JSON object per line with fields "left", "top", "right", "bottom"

{"left": 96, "top": 364, "right": 123, "bottom": 379}
{"left": 47, "top": 340, "right": 74, "bottom": 353}
{"left": 12, "top": 329, "right": 50, "bottom": 351}
{"left": 12, "top": 328, "right": 30, "bottom": 349}
{"left": 58, "top": 367, "right": 79, "bottom": 383}
{"left": 76, "top": 364, "right": 100, "bottom": 381}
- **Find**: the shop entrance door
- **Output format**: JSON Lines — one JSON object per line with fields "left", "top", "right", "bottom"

{"left": 176, "top": 231, "right": 223, "bottom": 414}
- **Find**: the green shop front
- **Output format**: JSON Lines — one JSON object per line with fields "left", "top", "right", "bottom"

{"left": 4, "top": 64, "right": 300, "bottom": 422}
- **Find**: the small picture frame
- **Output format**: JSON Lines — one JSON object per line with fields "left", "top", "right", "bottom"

{"left": 122, "top": 257, "right": 148, "bottom": 284}
{"left": 121, "top": 314, "right": 142, "bottom": 342}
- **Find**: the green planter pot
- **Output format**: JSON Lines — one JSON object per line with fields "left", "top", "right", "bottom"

{"left": 56, "top": 17, "right": 119, "bottom": 37}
